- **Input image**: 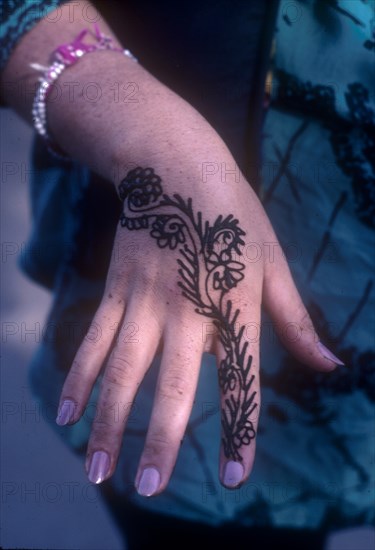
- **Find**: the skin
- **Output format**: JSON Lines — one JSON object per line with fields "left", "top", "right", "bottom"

{"left": 0, "top": 1, "right": 340, "bottom": 495}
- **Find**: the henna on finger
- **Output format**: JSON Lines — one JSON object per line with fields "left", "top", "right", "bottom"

{"left": 118, "top": 167, "right": 258, "bottom": 462}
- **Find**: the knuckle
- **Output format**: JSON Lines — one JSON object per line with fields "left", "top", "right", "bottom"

{"left": 160, "top": 368, "right": 191, "bottom": 400}
{"left": 82, "top": 323, "right": 103, "bottom": 346}
{"left": 144, "top": 430, "right": 172, "bottom": 457}
{"left": 69, "top": 359, "right": 84, "bottom": 377}
{"left": 91, "top": 415, "right": 113, "bottom": 434}
{"left": 87, "top": 431, "right": 117, "bottom": 454}
{"left": 294, "top": 305, "right": 316, "bottom": 336}
{"left": 103, "top": 355, "right": 133, "bottom": 387}
{"left": 63, "top": 353, "right": 102, "bottom": 403}
{"left": 66, "top": 360, "right": 93, "bottom": 388}
{"left": 134, "top": 273, "right": 165, "bottom": 304}
{"left": 134, "top": 265, "right": 179, "bottom": 301}
{"left": 89, "top": 411, "right": 123, "bottom": 442}
{"left": 137, "top": 268, "right": 158, "bottom": 291}
{"left": 299, "top": 309, "right": 314, "bottom": 329}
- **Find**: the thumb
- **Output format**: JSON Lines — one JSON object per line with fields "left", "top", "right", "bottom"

{"left": 262, "top": 245, "right": 344, "bottom": 371}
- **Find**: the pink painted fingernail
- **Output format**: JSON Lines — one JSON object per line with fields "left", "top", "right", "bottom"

{"left": 317, "top": 342, "right": 345, "bottom": 366}
{"left": 88, "top": 451, "right": 110, "bottom": 484}
{"left": 137, "top": 468, "right": 160, "bottom": 496}
{"left": 56, "top": 399, "right": 75, "bottom": 426}
{"left": 223, "top": 461, "right": 244, "bottom": 488}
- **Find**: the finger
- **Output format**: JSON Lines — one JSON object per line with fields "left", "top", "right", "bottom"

{"left": 85, "top": 301, "right": 162, "bottom": 484}
{"left": 135, "top": 321, "right": 203, "bottom": 496}
{"left": 56, "top": 293, "right": 126, "bottom": 426}
{"left": 215, "top": 300, "right": 261, "bottom": 489}
{"left": 263, "top": 243, "right": 344, "bottom": 371}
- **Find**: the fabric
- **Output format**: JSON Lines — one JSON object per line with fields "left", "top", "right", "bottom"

{"left": 259, "top": 0, "right": 375, "bottom": 528}
{"left": 2, "top": 0, "right": 374, "bottom": 533}
{"left": 0, "top": 0, "right": 64, "bottom": 70}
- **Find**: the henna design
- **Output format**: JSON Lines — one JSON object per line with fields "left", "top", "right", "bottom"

{"left": 118, "top": 167, "right": 257, "bottom": 461}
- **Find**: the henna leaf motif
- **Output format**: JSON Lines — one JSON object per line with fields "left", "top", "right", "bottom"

{"left": 118, "top": 167, "right": 257, "bottom": 461}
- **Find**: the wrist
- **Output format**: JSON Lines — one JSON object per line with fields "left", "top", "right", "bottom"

{"left": 32, "top": 24, "right": 137, "bottom": 160}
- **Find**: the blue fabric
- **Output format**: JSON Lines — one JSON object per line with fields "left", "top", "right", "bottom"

{"left": 258, "top": 0, "right": 375, "bottom": 528}
{"left": 0, "top": 0, "right": 65, "bottom": 70}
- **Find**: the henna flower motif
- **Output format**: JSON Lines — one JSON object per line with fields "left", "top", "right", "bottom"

{"left": 212, "top": 259, "right": 245, "bottom": 291}
{"left": 206, "top": 215, "right": 246, "bottom": 261}
{"left": 150, "top": 216, "right": 186, "bottom": 249}
{"left": 233, "top": 419, "right": 256, "bottom": 449}
{"left": 120, "top": 213, "right": 148, "bottom": 230}
{"left": 218, "top": 361, "right": 238, "bottom": 393}
{"left": 118, "top": 167, "right": 162, "bottom": 208}
{"left": 206, "top": 216, "right": 246, "bottom": 292}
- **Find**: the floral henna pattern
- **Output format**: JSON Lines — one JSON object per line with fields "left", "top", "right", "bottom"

{"left": 118, "top": 167, "right": 257, "bottom": 461}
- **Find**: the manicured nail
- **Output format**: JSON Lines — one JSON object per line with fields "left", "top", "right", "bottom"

{"left": 56, "top": 399, "right": 75, "bottom": 426}
{"left": 88, "top": 451, "right": 110, "bottom": 484}
{"left": 137, "top": 468, "right": 160, "bottom": 496}
{"left": 223, "top": 461, "right": 244, "bottom": 488}
{"left": 317, "top": 342, "right": 345, "bottom": 366}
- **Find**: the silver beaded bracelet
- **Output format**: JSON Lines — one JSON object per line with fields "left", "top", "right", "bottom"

{"left": 31, "top": 24, "right": 137, "bottom": 159}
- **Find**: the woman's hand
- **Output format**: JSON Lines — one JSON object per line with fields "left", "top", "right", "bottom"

{"left": 56, "top": 158, "right": 342, "bottom": 495}
{"left": 0, "top": 0, "right": 343, "bottom": 494}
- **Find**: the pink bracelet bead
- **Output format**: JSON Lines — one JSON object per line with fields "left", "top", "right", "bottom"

{"left": 32, "top": 24, "right": 137, "bottom": 159}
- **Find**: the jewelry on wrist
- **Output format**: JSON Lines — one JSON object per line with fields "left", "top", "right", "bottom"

{"left": 31, "top": 24, "right": 138, "bottom": 159}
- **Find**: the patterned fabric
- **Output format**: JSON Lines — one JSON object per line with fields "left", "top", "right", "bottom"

{"left": 258, "top": 0, "right": 375, "bottom": 528}
{"left": 3, "top": 0, "right": 374, "bottom": 532}
{"left": 0, "top": 0, "right": 65, "bottom": 70}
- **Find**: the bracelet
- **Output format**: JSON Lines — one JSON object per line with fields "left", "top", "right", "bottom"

{"left": 31, "top": 24, "right": 138, "bottom": 159}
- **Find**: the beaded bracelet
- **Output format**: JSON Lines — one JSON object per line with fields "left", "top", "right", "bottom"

{"left": 31, "top": 24, "right": 137, "bottom": 159}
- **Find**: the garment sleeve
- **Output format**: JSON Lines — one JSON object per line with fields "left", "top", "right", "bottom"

{"left": 0, "top": 0, "right": 67, "bottom": 71}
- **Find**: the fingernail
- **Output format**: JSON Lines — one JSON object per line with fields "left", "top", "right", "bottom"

{"left": 137, "top": 467, "right": 160, "bottom": 496}
{"left": 88, "top": 451, "right": 110, "bottom": 484}
{"left": 56, "top": 399, "right": 75, "bottom": 426}
{"left": 317, "top": 342, "right": 345, "bottom": 366}
{"left": 223, "top": 461, "right": 244, "bottom": 488}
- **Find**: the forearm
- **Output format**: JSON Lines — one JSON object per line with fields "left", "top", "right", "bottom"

{"left": 0, "top": 0, "right": 237, "bottom": 193}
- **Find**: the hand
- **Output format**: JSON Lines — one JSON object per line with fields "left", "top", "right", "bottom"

{"left": 55, "top": 158, "right": 343, "bottom": 495}
{"left": 0, "top": 0, "right": 345, "bottom": 497}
